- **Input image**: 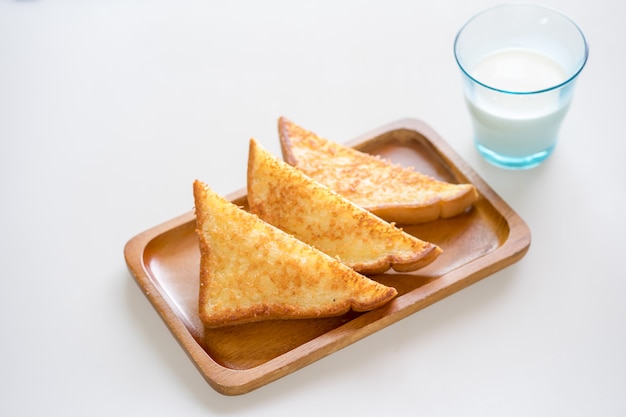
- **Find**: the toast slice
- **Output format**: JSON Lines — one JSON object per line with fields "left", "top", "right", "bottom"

{"left": 193, "top": 180, "right": 397, "bottom": 328}
{"left": 278, "top": 117, "right": 478, "bottom": 224}
{"left": 247, "top": 139, "right": 442, "bottom": 275}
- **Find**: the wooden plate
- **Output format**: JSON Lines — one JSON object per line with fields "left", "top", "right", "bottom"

{"left": 124, "top": 118, "right": 531, "bottom": 396}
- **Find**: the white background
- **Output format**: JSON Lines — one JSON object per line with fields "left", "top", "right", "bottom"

{"left": 1, "top": 0, "right": 624, "bottom": 415}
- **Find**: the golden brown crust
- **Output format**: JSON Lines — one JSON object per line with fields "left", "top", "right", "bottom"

{"left": 247, "top": 139, "right": 441, "bottom": 274}
{"left": 193, "top": 180, "right": 397, "bottom": 328}
{"left": 278, "top": 117, "right": 479, "bottom": 224}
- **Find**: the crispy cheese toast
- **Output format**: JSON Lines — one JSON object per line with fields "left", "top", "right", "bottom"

{"left": 247, "top": 139, "right": 441, "bottom": 275}
{"left": 278, "top": 117, "right": 478, "bottom": 224}
{"left": 193, "top": 180, "right": 397, "bottom": 328}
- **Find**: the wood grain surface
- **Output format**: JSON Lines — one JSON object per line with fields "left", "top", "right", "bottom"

{"left": 124, "top": 118, "right": 531, "bottom": 395}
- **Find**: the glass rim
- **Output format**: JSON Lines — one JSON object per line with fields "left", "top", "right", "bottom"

{"left": 453, "top": 3, "right": 589, "bottom": 95}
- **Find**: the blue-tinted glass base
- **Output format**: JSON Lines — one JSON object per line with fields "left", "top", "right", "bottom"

{"left": 476, "top": 143, "right": 555, "bottom": 170}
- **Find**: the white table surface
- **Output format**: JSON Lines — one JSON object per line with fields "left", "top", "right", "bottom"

{"left": 2, "top": 0, "right": 624, "bottom": 415}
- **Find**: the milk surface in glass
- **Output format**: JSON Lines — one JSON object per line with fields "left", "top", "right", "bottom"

{"left": 467, "top": 48, "right": 570, "bottom": 163}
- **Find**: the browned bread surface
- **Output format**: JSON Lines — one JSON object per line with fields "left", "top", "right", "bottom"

{"left": 247, "top": 139, "right": 441, "bottom": 274}
{"left": 193, "top": 180, "right": 398, "bottom": 328}
{"left": 278, "top": 117, "right": 478, "bottom": 224}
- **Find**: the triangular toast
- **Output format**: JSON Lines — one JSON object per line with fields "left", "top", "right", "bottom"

{"left": 193, "top": 180, "right": 397, "bottom": 328}
{"left": 247, "top": 139, "right": 442, "bottom": 275}
{"left": 278, "top": 117, "right": 478, "bottom": 224}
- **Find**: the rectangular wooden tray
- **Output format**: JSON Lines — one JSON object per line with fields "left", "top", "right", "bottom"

{"left": 124, "top": 118, "right": 531, "bottom": 396}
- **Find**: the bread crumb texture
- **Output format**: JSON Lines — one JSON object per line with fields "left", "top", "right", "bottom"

{"left": 278, "top": 117, "right": 478, "bottom": 220}
{"left": 193, "top": 180, "right": 397, "bottom": 328}
{"left": 247, "top": 139, "right": 440, "bottom": 274}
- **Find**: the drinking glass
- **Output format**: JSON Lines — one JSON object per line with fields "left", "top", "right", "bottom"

{"left": 454, "top": 4, "right": 588, "bottom": 169}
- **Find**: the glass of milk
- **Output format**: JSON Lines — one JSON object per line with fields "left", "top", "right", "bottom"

{"left": 454, "top": 4, "right": 588, "bottom": 169}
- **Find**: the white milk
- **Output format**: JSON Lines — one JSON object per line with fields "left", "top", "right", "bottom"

{"left": 473, "top": 49, "right": 566, "bottom": 93}
{"left": 466, "top": 48, "right": 570, "bottom": 161}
